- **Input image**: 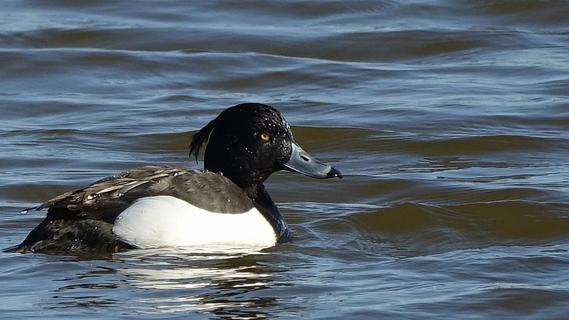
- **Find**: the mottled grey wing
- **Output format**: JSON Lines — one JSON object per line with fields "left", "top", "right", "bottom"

{"left": 36, "top": 166, "right": 253, "bottom": 224}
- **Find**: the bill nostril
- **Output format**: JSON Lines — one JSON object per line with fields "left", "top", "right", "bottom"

{"left": 300, "top": 154, "right": 310, "bottom": 162}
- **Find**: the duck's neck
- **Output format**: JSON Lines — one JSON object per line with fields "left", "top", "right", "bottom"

{"left": 247, "top": 184, "right": 291, "bottom": 243}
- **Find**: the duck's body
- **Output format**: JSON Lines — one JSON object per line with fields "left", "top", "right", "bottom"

{"left": 15, "top": 103, "right": 341, "bottom": 254}
{"left": 18, "top": 166, "right": 288, "bottom": 253}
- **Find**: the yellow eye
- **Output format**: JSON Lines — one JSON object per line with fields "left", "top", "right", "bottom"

{"left": 259, "top": 132, "right": 270, "bottom": 142}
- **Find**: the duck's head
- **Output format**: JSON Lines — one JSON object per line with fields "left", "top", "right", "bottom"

{"left": 189, "top": 103, "right": 342, "bottom": 190}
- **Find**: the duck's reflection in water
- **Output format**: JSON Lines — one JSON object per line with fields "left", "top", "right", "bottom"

{"left": 114, "top": 246, "right": 278, "bottom": 319}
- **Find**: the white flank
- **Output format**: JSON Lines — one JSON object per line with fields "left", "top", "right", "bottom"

{"left": 112, "top": 196, "right": 276, "bottom": 249}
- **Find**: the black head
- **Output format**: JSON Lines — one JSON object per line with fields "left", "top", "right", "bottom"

{"left": 190, "top": 103, "right": 342, "bottom": 190}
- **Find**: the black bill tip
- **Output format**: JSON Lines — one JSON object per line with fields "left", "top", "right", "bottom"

{"left": 327, "top": 167, "right": 343, "bottom": 179}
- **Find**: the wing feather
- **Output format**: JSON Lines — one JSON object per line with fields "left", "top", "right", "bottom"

{"left": 33, "top": 166, "right": 253, "bottom": 224}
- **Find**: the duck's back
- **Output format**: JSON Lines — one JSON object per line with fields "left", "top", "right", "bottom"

{"left": 16, "top": 166, "right": 265, "bottom": 253}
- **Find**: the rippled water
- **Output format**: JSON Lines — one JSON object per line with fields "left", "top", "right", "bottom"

{"left": 1, "top": 0, "right": 569, "bottom": 318}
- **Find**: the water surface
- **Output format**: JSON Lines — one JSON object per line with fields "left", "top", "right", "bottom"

{"left": 1, "top": 1, "right": 569, "bottom": 319}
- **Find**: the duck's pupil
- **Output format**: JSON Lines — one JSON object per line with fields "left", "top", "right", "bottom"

{"left": 260, "top": 132, "right": 270, "bottom": 141}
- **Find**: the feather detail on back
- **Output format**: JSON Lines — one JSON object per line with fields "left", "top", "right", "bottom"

{"left": 33, "top": 166, "right": 254, "bottom": 223}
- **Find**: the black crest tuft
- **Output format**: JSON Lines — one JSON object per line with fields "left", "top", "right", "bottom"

{"left": 189, "top": 116, "right": 218, "bottom": 163}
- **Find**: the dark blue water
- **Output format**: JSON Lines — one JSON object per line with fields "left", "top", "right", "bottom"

{"left": 1, "top": 1, "right": 568, "bottom": 319}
